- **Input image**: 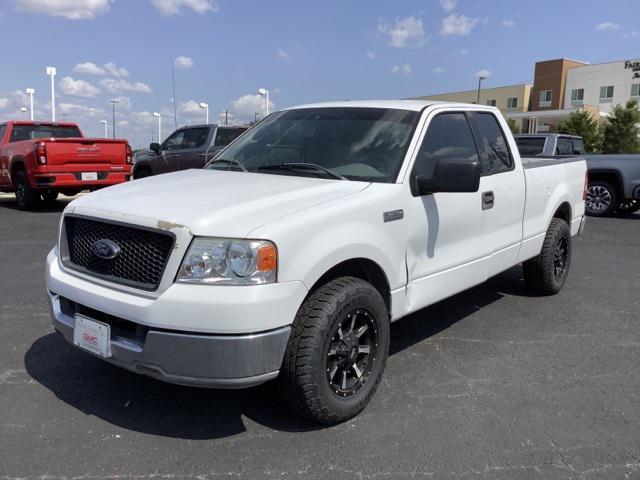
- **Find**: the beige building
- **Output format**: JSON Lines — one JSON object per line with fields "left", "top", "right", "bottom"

{"left": 407, "top": 83, "right": 532, "bottom": 116}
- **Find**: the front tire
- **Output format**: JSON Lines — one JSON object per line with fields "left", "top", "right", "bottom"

{"left": 13, "top": 170, "right": 41, "bottom": 211}
{"left": 134, "top": 167, "right": 151, "bottom": 180}
{"left": 523, "top": 218, "right": 572, "bottom": 295}
{"left": 586, "top": 181, "right": 617, "bottom": 217}
{"left": 617, "top": 200, "right": 640, "bottom": 214}
{"left": 279, "top": 277, "right": 389, "bottom": 424}
{"left": 41, "top": 190, "right": 59, "bottom": 203}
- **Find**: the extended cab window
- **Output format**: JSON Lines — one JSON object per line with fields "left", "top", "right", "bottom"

{"left": 413, "top": 113, "right": 479, "bottom": 179}
{"left": 215, "top": 128, "right": 246, "bottom": 147}
{"left": 556, "top": 137, "right": 573, "bottom": 155}
{"left": 469, "top": 113, "right": 513, "bottom": 174}
{"left": 515, "top": 137, "right": 546, "bottom": 156}
{"left": 9, "top": 124, "right": 82, "bottom": 142}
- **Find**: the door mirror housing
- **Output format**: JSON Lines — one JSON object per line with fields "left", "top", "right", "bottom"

{"left": 413, "top": 158, "right": 481, "bottom": 196}
{"left": 149, "top": 142, "right": 161, "bottom": 154}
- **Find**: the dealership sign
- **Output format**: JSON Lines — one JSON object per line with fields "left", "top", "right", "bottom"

{"left": 624, "top": 60, "right": 640, "bottom": 79}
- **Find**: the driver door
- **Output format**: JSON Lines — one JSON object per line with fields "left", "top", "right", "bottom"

{"left": 404, "top": 110, "right": 493, "bottom": 312}
{"left": 154, "top": 129, "right": 186, "bottom": 174}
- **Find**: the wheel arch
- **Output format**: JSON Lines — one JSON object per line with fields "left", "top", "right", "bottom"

{"left": 10, "top": 156, "right": 26, "bottom": 183}
{"left": 306, "top": 257, "right": 392, "bottom": 317}
{"left": 552, "top": 201, "right": 572, "bottom": 225}
{"left": 588, "top": 169, "right": 623, "bottom": 197}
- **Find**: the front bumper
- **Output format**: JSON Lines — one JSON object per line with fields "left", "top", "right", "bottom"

{"left": 49, "top": 292, "right": 290, "bottom": 388}
{"left": 45, "top": 248, "right": 307, "bottom": 388}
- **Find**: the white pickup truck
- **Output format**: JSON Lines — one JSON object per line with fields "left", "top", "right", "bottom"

{"left": 45, "top": 100, "right": 587, "bottom": 424}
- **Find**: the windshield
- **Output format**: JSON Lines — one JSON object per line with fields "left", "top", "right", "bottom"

{"left": 9, "top": 124, "right": 82, "bottom": 142}
{"left": 206, "top": 107, "right": 419, "bottom": 182}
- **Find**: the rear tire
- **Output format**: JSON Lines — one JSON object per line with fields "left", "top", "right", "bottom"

{"left": 523, "top": 218, "right": 572, "bottom": 295}
{"left": 585, "top": 181, "right": 617, "bottom": 217}
{"left": 41, "top": 190, "right": 59, "bottom": 203}
{"left": 13, "top": 170, "right": 41, "bottom": 211}
{"left": 278, "top": 277, "right": 389, "bottom": 425}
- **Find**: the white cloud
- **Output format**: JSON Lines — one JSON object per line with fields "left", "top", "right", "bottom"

{"left": 150, "top": 0, "right": 219, "bottom": 16}
{"left": 15, "top": 0, "right": 110, "bottom": 20}
{"left": 433, "top": 66, "right": 446, "bottom": 74}
{"left": 58, "top": 76, "right": 101, "bottom": 98}
{"left": 179, "top": 100, "right": 203, "bottom": 114}
{"left": 391, "top": 63, "right": 412, "bottom": 75}
{"left": 595, "top": 22, "right": 621, "bottom": 31}
{"left": 0, "top": 97, "right": 10, "bottom": 110}
{"left": 440, "top": 13, "right": 479, "bottom": 36}
{"left": 439, "top": 0, "right": 457, "bottom": 12}
{"left": 232, "top": 93, "right": 275, "bottom": 122}
{"left": 475, "top": 69, "right": 491, "bottom": 78}
{"left": 379, "top": 16, "right": 425, "bottom": 48}
{"left": 174, "top": 56, "right": 194, "bottom": 69}
{"left": 100, "top": 78, "right": 152, "bottom": 94}
{"left": 365, "top": 51, "right": 376, "bottom": 60}
{"left": 624, "top": 30, "right": 638, "bottom": 38}
{"left": 73, "top": 62, "right": 107, "bottom": 75}
{"left": 58, "top": 102, "right": 103, "bottom": 118}
{"left": 104, "top": 62, "right": 129, "bottom": 77}
{"left": 277, "top": 49, "right": 290, "bottom": 59}
{"left": 501, "top": 19, "right": 515, "bottom": 28}
{"left": 113, "top": 96, "right": 133, "bottom": 111}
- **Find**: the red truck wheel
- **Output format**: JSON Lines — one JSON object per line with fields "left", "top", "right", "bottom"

{"left": 13, "top": 171, "right": 41, "bottom": 211}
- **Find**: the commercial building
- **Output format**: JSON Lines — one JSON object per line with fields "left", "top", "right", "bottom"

{"left": 407, "top": 83, "right": 532, "bottom": 116}
{"left": 508, "top": 57, "right": 640, "bottom": 133}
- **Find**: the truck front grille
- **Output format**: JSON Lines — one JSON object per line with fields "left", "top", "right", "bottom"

{"left": 63, "top": 216, "right": 175, "bottom": 291}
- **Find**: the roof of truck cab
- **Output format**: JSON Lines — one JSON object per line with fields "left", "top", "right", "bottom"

{"left": 284, "top": 99, "right": 500, "bottom": 112}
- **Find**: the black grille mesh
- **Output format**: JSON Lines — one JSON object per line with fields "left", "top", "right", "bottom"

{"left": 64, "top": 216, "right": 174, "bottom": 290}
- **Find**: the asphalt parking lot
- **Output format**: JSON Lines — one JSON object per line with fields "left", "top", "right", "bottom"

{"left": 1, "top": 193, "right": 639, "bottom": 480}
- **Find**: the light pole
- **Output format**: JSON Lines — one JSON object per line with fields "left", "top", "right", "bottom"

{"left": 476, "top": 75, "right": 486, "bottom": 104}
{"left": 108, "top": 99, "right": 118, "bottom": 139}
{"left": 257, "top": 88, "right": 269, "bottom": 116}
{"left": 46, "top": 67, "right": 56, "bottom": 121}
{"left": 199, "top": 102, "right": 209, "bottom": 123}
{"left": 26, "top": 88, "right": 35, "bottom": 121}
{"left": 100, "top": 120, "right": 108, "bottom": 138}
{"left": 153, "top": 112, "right": 161, "bottom": 143}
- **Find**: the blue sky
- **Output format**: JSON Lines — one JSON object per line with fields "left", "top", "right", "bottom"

{"left": 0, "top": 0, "right": 639, "bottom": 148}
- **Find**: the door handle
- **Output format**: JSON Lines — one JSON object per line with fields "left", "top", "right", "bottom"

{"left": 482, "top": 191, "right": 494, "bottom": 210}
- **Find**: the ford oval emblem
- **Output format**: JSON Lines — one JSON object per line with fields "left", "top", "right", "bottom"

{"left": 91, "top": 239, "right": 121, "bottom": 260}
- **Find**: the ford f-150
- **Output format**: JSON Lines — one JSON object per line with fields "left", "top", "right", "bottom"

{"left": 45, "top": 101, "right": 587, "bottom": 424}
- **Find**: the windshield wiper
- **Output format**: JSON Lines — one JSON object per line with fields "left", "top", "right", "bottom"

{"left": 208, "top": 158, "right": 247, "bottom": 172}
{"left": 256, "top": 163, "right": 345, "bottom": 180}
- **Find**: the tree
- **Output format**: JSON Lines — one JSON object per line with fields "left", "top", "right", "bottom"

{"left": 506, "top": 118, "right": 521, "bottom": 135}
{"left": 602, "top": 100, "right": 640, "bottom": 154}
{"left": 557, "top": 110, "right": 602, "bottom": 153}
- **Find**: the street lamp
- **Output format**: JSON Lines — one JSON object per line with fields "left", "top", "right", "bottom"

{"left": 476, "top": 75, "right": 486, "bottom": 104}
{"left": 257, "top": 88, "right": 269, "bottom": 116}
{"left": 199, "top": 102, "right": 209, "bottom": 123}
{"left": 108, "top": 99, "right": 118, "bottom": 139}
{"left": 46, "top": 67, "right": 56, "bottom": 121}
{"left": 100, "top": 120, "right": 108, "bottom": 138}
{"left": 153, "top": 112, "right": 161, "bottom": 143}
{"left": 25, "top": 88, "right": 35, "bottom": 121}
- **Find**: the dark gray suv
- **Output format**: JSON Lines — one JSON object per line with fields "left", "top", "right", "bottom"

{"left": 133, "top": 124, "right": 247, "bottom": 179}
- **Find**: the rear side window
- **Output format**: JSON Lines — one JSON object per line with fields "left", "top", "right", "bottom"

{"left": 9, "top": 124, "right": 82, "bottom": 142}
{"left": 215, "top": 128, "right": 246, "bottom": 147}
{"left": 0, "top": 125, "right": 6, "bottom": 142}
{"left": 413, "top": 112, "right": 479, "bottom": 179}
{"left": 556, "top": 137, "right": 574, "bottom": 155}
{"left": 515, "top": 137, "right": 546, "bottom": 156}
{"left": 469, "top": 113, "right": 513, "bottom": 174}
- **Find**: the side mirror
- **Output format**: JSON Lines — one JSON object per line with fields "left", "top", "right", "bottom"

{"left": 413, "top": 158, "right": 481, "bottom": 196}
{"left": 149, "top": 142, "right": 161, "bottom": 154}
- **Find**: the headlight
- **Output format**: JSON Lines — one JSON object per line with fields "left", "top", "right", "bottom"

{"left": 176, "top": 237, "right": 277, "bottom": 285}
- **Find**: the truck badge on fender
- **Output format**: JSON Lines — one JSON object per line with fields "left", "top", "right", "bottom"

{"left": 383, "top": 209, "right": 404, "bottom": 222}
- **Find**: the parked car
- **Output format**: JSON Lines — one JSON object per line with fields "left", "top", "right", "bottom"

{"left": 46, "top": 101, "right": 587, "bottom": 424}
{"left": 0, "top": 121, "right": 132, "bottom": 210}
{"left": 133, "top": 124, "right": 247, "bottom": 179}
{"left": 515, "top": 133, "right": 640, "bottom": 216}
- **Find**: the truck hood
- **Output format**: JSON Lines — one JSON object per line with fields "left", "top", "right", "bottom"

{"left": 68, "top": 169, "right": 370, "bottom": 237}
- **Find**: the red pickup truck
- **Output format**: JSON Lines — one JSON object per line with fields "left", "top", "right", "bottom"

{"left": 0, "top": 121, "right": 132, "bottom": 210}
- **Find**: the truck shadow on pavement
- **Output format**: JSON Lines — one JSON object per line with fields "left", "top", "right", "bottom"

{"left": 24, "top": 266, "right": 529, "bottom": 439}
{"left": 0, "top": 197, "right": 72, "bottom": 213}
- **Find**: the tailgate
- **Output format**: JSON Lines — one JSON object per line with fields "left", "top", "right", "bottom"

{"left": 44, "top": 138, "right": 128, "bottom": 167}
